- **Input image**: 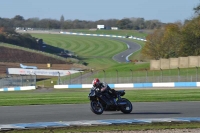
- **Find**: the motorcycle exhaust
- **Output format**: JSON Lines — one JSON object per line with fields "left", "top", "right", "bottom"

{"left": 117, "top": 101, "right": 127, "bottom": 105}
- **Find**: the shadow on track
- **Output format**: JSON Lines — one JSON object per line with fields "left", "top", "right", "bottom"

{"left": 103, "top": 112, "right": 181, "bottom": 115}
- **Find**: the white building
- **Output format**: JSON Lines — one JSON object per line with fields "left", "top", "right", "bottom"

{"left": 97, "top": 25, "right": 105, "bottom": 29}
{"left": 111, "top": 27, "right": 118, "bottom": 30}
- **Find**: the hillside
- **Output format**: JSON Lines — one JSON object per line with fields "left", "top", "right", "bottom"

{"left": 0, "top": 46, "right": 82, "bottom": 77}
{"left": 0, "top": 46, "right": 67, "bottom": 63}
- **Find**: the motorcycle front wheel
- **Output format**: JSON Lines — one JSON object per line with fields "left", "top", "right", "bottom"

{"left": 90, "top": 100, "right": 103, "bottom": 115}
{"left": 119, "top": 98, "right": 132, "bottom": 114}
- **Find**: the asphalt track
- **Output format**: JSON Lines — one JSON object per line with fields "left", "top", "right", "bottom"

{"left": 112, "top": 38, "right": 141, "bottom": 62}
{"left": 0, "top": 101, "right": 200, "bottom": 125}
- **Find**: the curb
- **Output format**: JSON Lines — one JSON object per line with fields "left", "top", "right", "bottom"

{"left": 54, "top": 82, "right": 200, "bottom": 89}
{"left": 0, "top": 86, "right": 36, "bottom": 91}
{"left": 60, "top": 32, "right": 147, "bottom": 41}
{"left": 1, "top": 117, "right": 200, "bottom": 130}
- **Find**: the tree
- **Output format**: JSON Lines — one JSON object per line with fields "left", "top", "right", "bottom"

{"left": 141, "top": 29, "right": 165, "bottom": 59}
{"left": 193, "top": 3, "right": 200, "bottom": 15}
{"left": 0, "top": 27, "right": 5, "bottom": 33}
{"left": 141, "top": 23, "right": 182, "bottom": 59}
{"left": 13, "top": 15, "right": 24, "bottom": 21}
{"left": 161, "top": 23, "right": 182, "bottom": 58}
{"left": 12, "top": 15, "right": 25, "bottom": 27}
{"left": 24, "top": 17, "right": 39, "bottom": 28}
{"left": 60, "top": 15, "right": 65, "bottom": 29}
{"left": 132, "top": 18, "right": 145, "bottom": 29}
{"left": 180, "top": 16, "right": 200, "bottom": 56}
{"left": 116, "top": 18, "right": 133, "bottom": 29}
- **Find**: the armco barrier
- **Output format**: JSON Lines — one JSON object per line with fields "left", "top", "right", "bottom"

{"left": 60, "top": 32, "right": 147, "bottom": 41}
{"left": 54, "top": 82, "right": 200, "bottom": 89}
{"left": 0, "top": 86, "right": 36, "bottom": 91}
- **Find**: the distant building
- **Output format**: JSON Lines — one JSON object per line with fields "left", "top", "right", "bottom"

{"left": 105, "top": 26, "right": 111, "bottom": 30}
{"left": 97, "top": 25, "right": 105, "bottom": 29}
{"left": 111, "top": 27, "right": 118, "bottom": 30}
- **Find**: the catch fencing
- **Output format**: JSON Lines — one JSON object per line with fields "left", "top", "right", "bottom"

{"left": 58, "top": 67, "right": 200, "bottom": 85}
{"left": 0, "top": 75, "right": 36, "bottom": 88}
{"left": 2, "top": 68, "right": 199, "bottom": 88}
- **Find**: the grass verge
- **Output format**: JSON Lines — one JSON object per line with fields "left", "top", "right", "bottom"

{"left": 0, "top": 89, "right": 200, "bottom": 106}
{"left": 3, "top": 122, "right": 200, "bottom": 133}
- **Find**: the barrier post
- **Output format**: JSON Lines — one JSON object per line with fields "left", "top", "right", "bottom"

{"left": 145, "top": 68, "right": 148, "bottom": 82}
{"left": 21, "top": 75, "right": 23, "bottom": 86}
{"left": 130, "top": 69, "right": 133, "bottom": 83}
{"left": 57, "top": 72, "right": 60, "bottom": 85}
{"left": 80, "top": 72, "right": 82, "bottom": 84}
{"left": 178, "top": 67, "right": 180, "bottom": 82}
{"left": 196, "top": 66, "right": 198, "bottom": 82}
{"left": 34, "top": 73, "right": 37, "bottom": 86}
{"left": 69, "top": 71, "right": 71, "bottom": 84}
{"left": 160, "top": 68, "right": 163, "bottom": 82}
{"left": 103, "top": 70, "right": 106, "bottom": 81}
{"left": 116, "top": 70, "right": 118, "bottom": 83}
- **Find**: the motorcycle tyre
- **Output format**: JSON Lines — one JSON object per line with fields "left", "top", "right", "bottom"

{"left": 90, "top": 101, "right": 104, "bottom": 115}
{"left": 119, "top": 98, "right": 132, "bottom": 114}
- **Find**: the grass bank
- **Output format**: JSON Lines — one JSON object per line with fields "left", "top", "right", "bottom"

{"left": 4, "top": 122, "right": 200, "bottom": 133}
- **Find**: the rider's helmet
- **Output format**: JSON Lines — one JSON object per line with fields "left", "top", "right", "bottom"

{"left": 92, "top": 78, "right": 100, "bottom": 87}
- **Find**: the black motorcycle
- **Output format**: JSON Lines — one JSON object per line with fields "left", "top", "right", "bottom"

{"left": 88, "top": 88, "right": 132, "bottom": 115}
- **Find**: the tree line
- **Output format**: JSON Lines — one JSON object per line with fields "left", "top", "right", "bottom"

{"left": 141, "top": 4, "right": 200, "bottom": 59}
{"left": 0, "top": 15, "right": 166, "bottom": 30}
{"left": 0, "top": 27, "right": 39, "bottom": 50}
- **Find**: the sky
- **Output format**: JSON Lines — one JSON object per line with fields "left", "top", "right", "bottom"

{"left": 0, "top": 0, "right": 199, "bottom": 23}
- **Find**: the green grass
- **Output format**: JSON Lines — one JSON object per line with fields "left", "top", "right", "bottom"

{"left": 31, "top": 34, "right": 128, "bottom": 69}
{"left": 65, "top": 29, "right": 148, "bottom": 38}
{"left": 5, "top": 32, "right": 198, "bottom": 85}
{"left": 30, "top": 33, "right": 150, "bottom": 82}
{"left": 5, "top": 122, "right": 200, "bottom": 133}
{"left": 87, "top": 63, "right": 150, "bottom": 79}
{"left": 0, "top": 89, "right": 200, "bottom": 106}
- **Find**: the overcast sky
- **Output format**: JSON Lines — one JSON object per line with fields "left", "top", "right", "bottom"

{"left": 0, "top": 0, "right": 199, "bottom": 23}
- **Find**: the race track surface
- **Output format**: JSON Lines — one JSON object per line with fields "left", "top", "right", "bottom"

{"left": 0, "top": 102, "right": 200, "bottom": 124}
{"left": 112, "top": 38, "right": 141, "bottom": 62}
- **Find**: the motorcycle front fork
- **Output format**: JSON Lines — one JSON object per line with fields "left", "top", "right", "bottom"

{"left": 113, "top": 98, "right": 117, "bottom": 105}
{"left": 97, "top": 98, "right": 101, "bottom": 106}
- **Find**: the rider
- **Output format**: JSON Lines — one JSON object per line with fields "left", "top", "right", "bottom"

{"left": 92, "top": 78, "right": 117, "bottom": 103}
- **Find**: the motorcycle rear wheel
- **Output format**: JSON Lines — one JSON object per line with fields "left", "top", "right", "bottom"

{"left": 90, "top": 101, "right": 103, "bottom": 115}
{"left": 119, "top": 98, "right": 132, "bottom": 114}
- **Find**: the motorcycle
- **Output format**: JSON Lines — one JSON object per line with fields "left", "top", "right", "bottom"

{"left": 88, "top": 87, "right": 132, "bottom": 115}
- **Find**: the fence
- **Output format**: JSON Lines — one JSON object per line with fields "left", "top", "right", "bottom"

{"left": 0, "top": 75, "right": 36, "bottom": 88}
{"left": 58, "top": 67, "right": 200, "bottom": 85}
{"left": 2, "top": 68, "right": 199, "bottom": 88}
